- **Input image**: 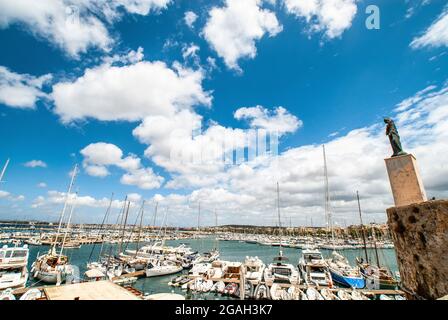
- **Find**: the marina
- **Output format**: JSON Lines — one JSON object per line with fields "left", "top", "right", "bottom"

{"left": 0, "top": 232, "right": 403, "bottom": 300}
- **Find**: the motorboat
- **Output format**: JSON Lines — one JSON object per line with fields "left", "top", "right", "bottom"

{"left": 243, "top": 256, "right": 265, "bottom": 285}
{"left": 0, "top": 244, "right": 29, "bottom": 290}
{"left": 298, "top": 249, "right": 332, "bottom": 287}
{"left": 264, "top": 250, "right": 300, "bottom": 286}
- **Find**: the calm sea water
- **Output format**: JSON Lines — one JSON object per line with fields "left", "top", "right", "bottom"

{"left": 24, "top": 238, "right": 398, "bottom": 298}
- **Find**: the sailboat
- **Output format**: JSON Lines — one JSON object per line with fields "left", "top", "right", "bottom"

{"left": 357, "top": 223, "right": 398, "bottom": 290}
{"left": 355, "top": 192, "right": 398, "bottom": 290}
{"left": 320, "top": 146, "right": 364, "bottom": 288}
{"left": 193, "top": 203, "right": 219, "bottom": 264}
{"left": 263, "top": 183, "right": 300, "bottom": 287}
{"left": 31, "top": 165, "right": 78, "bottom": 285}
{"left": 144, "top": 207, "right": 183, "bottom": 278}
{"left": 299, "top": 146, "right": 332, "bottom": 287}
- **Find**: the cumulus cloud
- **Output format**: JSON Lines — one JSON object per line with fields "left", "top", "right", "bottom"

{"left": 411, "top": 7, "right": 448, "bottom": 49}
{"left": 283, "top": 0, "right": 358, "bottom": 39}
{"left": 0, "top": 190, "right": 25, "bottom": 201}
{"left": 80, "top": 142, "right": 163, "bottom": 189}
{"left": 234, "top": 106, "right": 302, "bottom": 135}
{"left": 203, "top": 0, "right": 282, "bottom": 70}
{"left": 31, "top": 190, "right": 131, "bottom": 209}
{"left": 52, "top": 60, "right": 211, "bottom": 123}
{"left": 0, "top": 66, "right": 51, "bottom": 109}
{"left": 0, "top": 0, "right": 172, "bottom": 58}
{"left": 184, "top": 11, "right": 198, "bottom": 28}
{"left": 24, "top": 160, "right": 48, "bottom": 168}
{"left": 135, "top": 83, "right": 448, "bottom": 226}
{"left": 37, "top": 182, "right": 47, "bottom": 188}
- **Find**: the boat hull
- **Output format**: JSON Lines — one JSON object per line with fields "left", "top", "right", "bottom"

{"left": 145, "top": 266, "right": 183, "bottom": 278}
{"left": 330, "top": 269, "right": 365, "bottom": 289}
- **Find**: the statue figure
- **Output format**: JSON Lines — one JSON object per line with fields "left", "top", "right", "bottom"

{"left": 384, "top": 118, "right": 407, "bottom": 157}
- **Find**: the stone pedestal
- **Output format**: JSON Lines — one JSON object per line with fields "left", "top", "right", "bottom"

{"left": 387, "top": 200, "right": 448, "bottom": 300}
{"left": 385, "top": 154, "right": 427, "bottom": 207}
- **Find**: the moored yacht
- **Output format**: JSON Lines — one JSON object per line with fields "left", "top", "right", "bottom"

{"left": 145, "top": 259, "right": 183, "bottom": 278}
{"left": 298, "top": 248, "right": 332, "bottom": 287}
{"left": 0, "top": 244, "right": 29, "bottom": 290}
{"left": 243, "top": 256, "right": 265, "bottom": 285}
{"left": 264, "top": 251, "right": 300, "bottom": 286}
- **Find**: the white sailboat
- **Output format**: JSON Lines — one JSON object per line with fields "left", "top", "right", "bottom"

{"left": 264, "top": 183, "right": 300, "bottom": 286}
{"left": 143, "top": 208, "right": 182, "bottom": 278}
{"left": 31, "top": 164, "right": 78, "bottom": 285}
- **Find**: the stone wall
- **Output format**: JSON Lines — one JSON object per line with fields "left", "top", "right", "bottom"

{"left": 387, "top": 200, "right": 448, "bottom": 299}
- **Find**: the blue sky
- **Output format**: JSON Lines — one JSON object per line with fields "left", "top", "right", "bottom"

{"left": 0, "top": 0, "right": 447, "bottom": 227}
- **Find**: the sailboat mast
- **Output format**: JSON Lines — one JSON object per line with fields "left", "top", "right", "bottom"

{"left": 356, "top": 191, "right": 369, "bottom": 263}
{"left": 372, "top": 224, "right": 381, "bottom": 267}
{"left": 214, "top": 209, "right": 219, "bottom": 251}
{"left": 59, "top": 192, "right": 78, "bottom": 256}
{"left": 323, "top": 145, "right": 335, "bottom": 245}
{"left": 277, "top": 182, "right": 282, "bottom": 250}
{"left": 152, "top": 202, "right": 158, "bottom": 227}
{"left": 0, "top": 158, "right": 9, "bottom": 182}
{"left": 135, "top": 201, "right": 145, "bottom": 254}
{"left": 119, "top": 201, "right": 130, "bottom": 255}
{"left": 52, "top": 164, "right": 78, "bottom": 252}
{"left": 197, "top": 202, "right": 201, "bottom": 232}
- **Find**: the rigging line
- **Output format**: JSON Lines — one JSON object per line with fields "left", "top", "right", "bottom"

{"left": 59, "top": 191, "right": 78, "bottom": 258}
{"left": 123, "top": 201, "right": 145, "bottom": 253}
{"left": 135, "top": 201, "right": 146, "bottom": 255}
{"left": 88, "top": 192, "right": 114, "bottom": 264}
{"left": 107, "top": 196, "right": 127, "bottom": 266}
{"left": 52, "top": 164, "right": 78, "bottom": 252}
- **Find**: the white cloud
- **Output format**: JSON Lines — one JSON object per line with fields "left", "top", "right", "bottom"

{"left": 411, "top": 8, "right": 448, "bottom": 49}
{"left": 0, "top": 190, "right": 10, "bottom": 198}
{"left": 284, "top": 0, "right": 358, "bottom": 39}
{"left": 234, "top": 106, "right": 302, "bottom": 135}
{"left": 133, "top": 109, "right": 250, "bottom": 189}
{"left": 0, "top": 66, "right": 51, "bottom": 109}
{"left": 84, "top": 165, "right": 110, "bottom": 178}
{"left": 0, "top": 190, "right": 25, "bottom": 202}
{"left": 31, "top": 190, "right": 132, "bottom": 209}
{"left": 37, "top": 182, "right": 47, "bottom": 188}
{"left": 182, "top": 44, "right": 200, "bottom": 63}
{"left": 80, "top": 142, "right": 163, "bottom": 189}
{"left": 52, "top": 60, "right": 212, "bottom": 123}
{"left": 0, "top": 0, "right": 172, "bottom": 58}
{"left": 24, "top": 160, "right": 47, "bottom": 168}
{"left": 121, "top": 168, "right": 164, "bottom": 190}
{"left": 126, "top": 193, "right": 142, "bottom": 203}
{"left": 0, "top": 0, "right": 111, "bottom": 58}
{"left": 184, "top": 11, "right": 198, "bottom": 28}
{"left": 203, "top": 0, "right": 282, "bottom": 70}
{"left": 103, "top": 47, "right": 145, "bottom": 65}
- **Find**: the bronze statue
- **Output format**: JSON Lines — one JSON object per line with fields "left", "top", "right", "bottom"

{"left": 384, "top": 118, "right": 407, "bottom": 157}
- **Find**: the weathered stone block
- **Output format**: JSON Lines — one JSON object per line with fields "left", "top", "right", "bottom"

{"left": 387, "top": 200, "right": 448, "bottom": 299}
{"left": 385, "top": 154, "right": 427, "bottom": 207}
